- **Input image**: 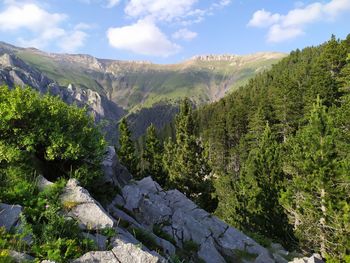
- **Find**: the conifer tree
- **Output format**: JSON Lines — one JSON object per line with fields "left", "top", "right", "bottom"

{"left": 226, "top": 123, "right": 294, "bottom": 245}
{"left": 142, "top": 124, "right": 166, "bottom": 185}
{"left": 280, "top": 97, "right": 349, "bottom": 260}
{"left": 117, "top": 118, "right": 139, "bottom": 176}
{"left": 163, "top": 98, "right": 217, "bottom": 211}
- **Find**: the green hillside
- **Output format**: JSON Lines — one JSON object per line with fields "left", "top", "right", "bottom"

{"left": 10, "top": 47, "right": 285, "bottom": 110}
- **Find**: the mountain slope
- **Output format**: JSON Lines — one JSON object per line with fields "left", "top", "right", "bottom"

{"left": 0, "top": 41, "right": 285, "bottom": 111}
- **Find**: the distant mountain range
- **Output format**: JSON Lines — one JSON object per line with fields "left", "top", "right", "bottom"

{"left": 0, "top": 41, "right": 286, "bottom": 139}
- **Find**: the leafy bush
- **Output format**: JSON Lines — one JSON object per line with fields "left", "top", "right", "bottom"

{"left": 0, "top": 86, "right": 106, "bottom": 185}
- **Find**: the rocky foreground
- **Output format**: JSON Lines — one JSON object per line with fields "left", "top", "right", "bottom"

{"left": 0, "top": 147, "right": 324, "bottom": 263}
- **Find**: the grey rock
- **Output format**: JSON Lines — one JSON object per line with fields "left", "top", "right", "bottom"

{"left": 36, "top": 175, "right": 54, "bottom": 191}
{"left": 112, "top": 237, "right": 166, "bottom": 263}
{"left": 101, "top": 146, "right": 132, "bottom": 188}
{"left": 254, "top": 253, "right": 275, "bottom": 263}
{"left": 108, "top": 206, "right": 142, "bottom": 229}
{"left": 198, "top": 237, "right": 226, "bottom": 263}
{"left": 73, "top": 251, "right": 118, "bottom": 263}
{"left": 61, "top": 179, "right": 114, "bottom": 230}
{"left": 273, "top": 253, "right": 289, "bottom": 263}
{"left": 307, "top": 254, "right": 324, "bottom": 263}
{"left": 114, "top": 227, "right": 141, "bottom": 245}
{"left": 0, "top": 203, "right": 23, "bottom": 231}
{"left": 8, "top": 250, "right": 34, "bottom": 262}
{"left": 83, "top": 233, "right": 108, "bottom": 250}
{"left": 41, "top": 261, "right": 56, "bottom": 263}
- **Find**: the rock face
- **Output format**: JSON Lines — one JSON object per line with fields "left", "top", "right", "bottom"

{"left": 60, "top": 179, "right": 115, "bottom": 230}
{"left": 108, "top": 176, "right": 274, "bottom": 262}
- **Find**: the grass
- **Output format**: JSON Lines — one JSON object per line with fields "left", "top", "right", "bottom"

{"left": 129, "top": 227, "right": 163, "bottom": 255}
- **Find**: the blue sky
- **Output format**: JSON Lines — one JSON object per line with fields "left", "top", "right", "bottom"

{"left": 0, "top": 0, "right": 349, "bottom": 63}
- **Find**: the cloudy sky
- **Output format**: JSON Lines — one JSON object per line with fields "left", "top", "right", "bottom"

{"left": 0, "top": 0, "right": 349, "bottom": 63}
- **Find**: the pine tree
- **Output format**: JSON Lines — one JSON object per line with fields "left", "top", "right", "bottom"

{"left": 280, "top": 97, "right": 349, "bottom": 260}
{"left": 225, "top": 123, "right": 294, "bottom": 245}
{"left": 117, "top": 118, "right": 139, "bottom": 176}
{"left": 142, "top": 124, "right": 166, "bottom": 185}
{"left": 163, "top": 98, "right": 217, "bottom": 211}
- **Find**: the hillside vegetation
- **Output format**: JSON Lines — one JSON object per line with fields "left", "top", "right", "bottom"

{"left": 193, "top": 35, "right": 350, "bottom": 261}
{"left": 0, "top": 42, "right": 285, "bottom": 110}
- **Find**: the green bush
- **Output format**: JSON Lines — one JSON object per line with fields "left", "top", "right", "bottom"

{"left": 0, "top": 86, "right": 106, "bottom": 185}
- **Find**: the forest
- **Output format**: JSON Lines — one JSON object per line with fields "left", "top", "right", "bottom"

{"left": 119, "top": 35, "right": 350, "bottom": 262}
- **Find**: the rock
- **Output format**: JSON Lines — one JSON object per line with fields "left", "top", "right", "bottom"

{"left": 198, "top": 237, "right": 226, "bottom": 263}
{"left": 114, "top": 227, "right": 141, "bottom": 245}
{"left": 107, "top": 206, "right": 142, "bottom": 229}
{"left": 41, "top": 261, "right": 56, "bottom": 263}
{"left": 8, "top": 250, "right": 34, "bottom": 262}
{"left": 117, "top": 176, "right": 275, "bottom": 262}
{"left": 101, "top": 146, "right": 132, "bottom": 188}
{"left": 36, "top": 175, "right": 53, "bottom": 191}
{"left": 307, "top": 254, "right": 324, "bottom": 263}
{"left": 83, "top": 233, "right": 108, "bottom": 250}
{"left": 289, "top": 254, "right": 324, "bottom": 263}
{"left": 273, "top": 252, "right": 289, "bottom": 263}
{"left": 61, "top": 179, "right": 115, "bottom": 230}
{"left": 254, "top": 253, "right": 275, "bottom": 263}
{"left": 112, "top": 237, "right": 166, "bottom": 263}
{"left": 73, "top": 251, "right": 119, "bottom": 263}
{"left": 0, "top": 203, "right": 23, "bottom": 231}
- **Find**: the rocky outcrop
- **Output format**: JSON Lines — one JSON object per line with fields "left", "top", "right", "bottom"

{"left": 73, "top": 237, "right": 165, "bottom": 263}
{"left": 109, "top": 176, "right": 274, "bottom": 262}
{"left": 60, "top": 179, "right": 115, "bottom": 230}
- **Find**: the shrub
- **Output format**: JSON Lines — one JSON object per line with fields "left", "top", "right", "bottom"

{"left": 0, "top": 86, "right": 106, "bottom": 185}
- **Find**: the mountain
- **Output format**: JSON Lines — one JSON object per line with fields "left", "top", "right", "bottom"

{"left": 0, "top": 41, "right": 285, "bottom": 111}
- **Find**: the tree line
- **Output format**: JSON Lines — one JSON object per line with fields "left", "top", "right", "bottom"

{"left": 116, "top": 35, "right": 350, "bottom": 261}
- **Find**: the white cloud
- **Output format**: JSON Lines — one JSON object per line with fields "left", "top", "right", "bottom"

{"left": 247, "top": 9, "right": 281, "bottom": 28}
{"left": 172, "top": 28, "right": 198, "bottom": 41}
{"left": 0, "top": 1, "right": 90, "bottom": 52}
{"left": 107, "top": 0, "right": 231, "bottom": 57}
{"left": 267, "top": 25, "right": 304, "bottom": 43}
{"left": 58, "top": 31, "right": 88, "bottom": 52}
{"left": 124, "top": 0, "right": 198, "bottom": 22}
{"left": 0, "top": 3, "right": 66, "bottom": 31}
{"left": 248, "top": 0, "right": 350, "bottom": 43}
{"left": 107, "top": 19, "right": 181, "bottom": 57}
{"left": 105, "top": 0, "right": 120, "bottom": 8}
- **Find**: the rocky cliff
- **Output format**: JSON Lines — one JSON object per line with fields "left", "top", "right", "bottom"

{"left": 0, "top": 146, "right": 325, "bottom": 263}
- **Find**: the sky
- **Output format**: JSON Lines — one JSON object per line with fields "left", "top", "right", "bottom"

{"left": 0, "top": 0, "right": 349, "bottom": 64}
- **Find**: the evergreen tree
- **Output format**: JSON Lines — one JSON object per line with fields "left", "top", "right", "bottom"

{"left": 142, "top": 124, "right": 166, "bottom": 185}
{"left": 117, "top": 118, "right": 139, "bottom": 176}
{"left": 163, "top": 98, "right": 217, "bottom": 211}
{"left": 280, "top": 97, "right": 349, "bottom": 260}
{"left": 221, "top": 123, "right": 294, "bottom": 245}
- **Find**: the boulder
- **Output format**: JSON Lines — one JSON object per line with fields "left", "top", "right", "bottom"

{"left": 36, "top": 175, "right": 54, "bottom": 191}
{"left": 73, "top": 251, "right": 118, "bottom": 263}
{"left": 60, "top": 179, "right": 114, "bottom": 230}
{"left": 8, "top": 250, "right": 34, "bottom": 263}
{"left": 112, "top": 237, "right": 166, "bottom": 263}
{"left": 0, "top": 203, "right": 23, "bottom": 231}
